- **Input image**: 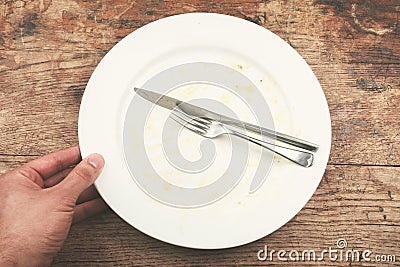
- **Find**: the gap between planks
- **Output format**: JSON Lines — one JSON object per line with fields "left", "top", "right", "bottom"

{"left": 0, "top": 154, "right": 399, "bottom": 168}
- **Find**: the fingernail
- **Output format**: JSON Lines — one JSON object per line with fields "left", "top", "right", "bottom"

{"left": 87, "top": 154, "right": 104, "bottom": 169}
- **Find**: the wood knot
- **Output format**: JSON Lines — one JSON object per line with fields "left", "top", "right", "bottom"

{"left": 351, "top": 3, "right": 397, "bottom": 35}
{"left": 19, "top": 13, "right": 39, "bottom": 36}
{"left": 356, "top": 78, "right": 391, "bottom": 93}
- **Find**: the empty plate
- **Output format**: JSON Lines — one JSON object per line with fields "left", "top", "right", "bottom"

{"left": 78, "top": 13, "right": 331, "bottom": 249}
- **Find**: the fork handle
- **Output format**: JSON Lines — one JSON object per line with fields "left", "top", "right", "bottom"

{"left": 231, "top": 130, "right": 314, "bottom": 167}
{"left": 221, "top": 119, "right": 319, "bottom": 152}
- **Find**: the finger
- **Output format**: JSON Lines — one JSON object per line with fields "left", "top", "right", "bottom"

{"left": 53, "top": 153, "right": 104, "bottom": 200}
{"left": 26, "top": 146, "right": 81, "bottom": 179}
{"left": 44, "top": 166, "right": 74, "bottom": 188}
{"left": 77, "top": 185, "right": 100, "bottom": 204}
{"left": 72, "top": 198, "right": 109, "bottom": 224}
{"left": 13, "top": 165, "right": 44, "bottom": 187}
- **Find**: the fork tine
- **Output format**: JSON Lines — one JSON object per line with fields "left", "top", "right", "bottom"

{"left": 173, "top": 108, "right": 211, "bottom": 127}
{"left": 171, "top": 111, "right": 209, "bottom": 130}
{"left": 171, "top": 110, "right": 210, "bottom": 130}
{"left": 170, "top": 112, "right": 207, "bottom": 134}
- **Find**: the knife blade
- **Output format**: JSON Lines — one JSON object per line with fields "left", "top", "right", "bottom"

{"left": 134, "top": 87, "right": 318, "bottom": 152}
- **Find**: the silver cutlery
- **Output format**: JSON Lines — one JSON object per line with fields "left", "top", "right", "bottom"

{"left": 170, "top": 109, "right": 314, "bottom": 168}
{"left": 134, "top": 87, "right": 319, "bottom": 152}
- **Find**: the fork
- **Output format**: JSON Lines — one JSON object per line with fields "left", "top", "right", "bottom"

{"left": 170, "top": 110, "right": 314, "bottom": 167}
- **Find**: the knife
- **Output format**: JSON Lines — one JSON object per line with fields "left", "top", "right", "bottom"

{"left": 134, "top": 87, "right": 319, "bottom": 152}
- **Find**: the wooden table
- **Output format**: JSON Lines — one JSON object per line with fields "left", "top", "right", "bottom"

{"left": 1, "top": 0, "right": 399, "bottom": 266}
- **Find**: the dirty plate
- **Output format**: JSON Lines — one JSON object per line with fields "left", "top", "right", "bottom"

{"left": 78, "top": 13, "right": 331, "bottom": 249}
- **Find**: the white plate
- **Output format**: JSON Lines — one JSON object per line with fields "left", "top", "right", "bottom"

{"left": 78, "top": 13, "right": 331, "bottom": 249}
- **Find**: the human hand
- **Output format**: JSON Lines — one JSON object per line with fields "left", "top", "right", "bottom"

{"left": 0, "top": 146, "right": 108, "bottom": 267}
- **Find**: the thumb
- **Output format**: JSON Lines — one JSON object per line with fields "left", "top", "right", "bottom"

{"left": 54, "top": 153, "right": 104, "bottom": 200}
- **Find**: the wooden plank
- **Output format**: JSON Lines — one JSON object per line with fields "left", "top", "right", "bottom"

{"left": 0, "top": 157, "right": 398, "bottom": 266}
{"left": 0, "top": 0, "right": 399, "bottom": 165}
{"left": 50, "top": 165, "right": 397, "bottom": 266}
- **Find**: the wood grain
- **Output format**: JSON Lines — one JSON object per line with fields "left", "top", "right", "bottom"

{"left": 0, "top": 0, "right": 399, "bottom": 266}
{"left": 0, "top": 0, "right": 399, "bottom": 164}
